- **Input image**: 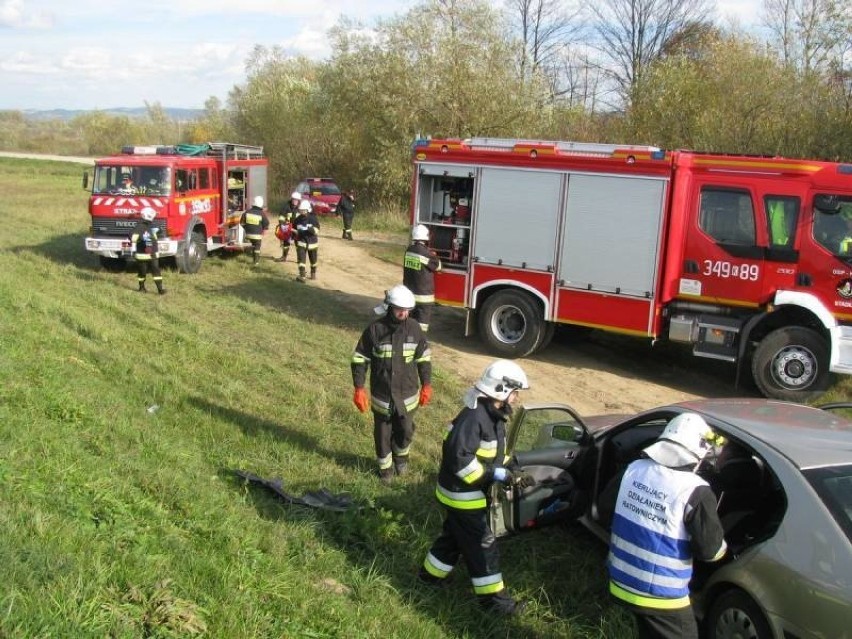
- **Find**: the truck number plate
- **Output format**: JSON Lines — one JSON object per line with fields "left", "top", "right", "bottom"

{"left": 702, "top": 260, "right": 759, "bottom": 282}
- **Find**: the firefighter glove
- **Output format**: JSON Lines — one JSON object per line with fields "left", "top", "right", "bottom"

{"left": 353, "top": 387, "right": 369, "bottom": 413}
{"left": 419, "top": 384, "right": 432, "bottom": 407}
{"left": 492, "top": 467, "right": 510, "bottom": 483}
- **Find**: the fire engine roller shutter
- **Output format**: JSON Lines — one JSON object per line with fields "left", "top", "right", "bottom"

{"left": 245, "top": 165, "right": 268, "bottom": 205}
{"left": 474, "top": 168, "right": 563, "bottom": 270}
{"left": 558, "top": 173, "right": 666, "bottom": 297}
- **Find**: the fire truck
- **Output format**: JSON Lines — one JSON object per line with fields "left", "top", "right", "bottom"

{"left": 84, "top": 142, "right": 268, "bottom": 273}
{"left": 411, "top": 136, "right": 852, "bottom": 401}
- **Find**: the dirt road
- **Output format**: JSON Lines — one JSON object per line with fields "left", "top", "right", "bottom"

{"left": 266, "top": 219, "right": 737, "bottom": 415}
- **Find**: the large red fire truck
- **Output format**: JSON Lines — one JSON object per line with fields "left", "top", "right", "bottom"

{"left": 84, "top": 142, "right": 268, "bottom": 273}
{"left": 411, "top": 136, "right": 852, "bottom": 401}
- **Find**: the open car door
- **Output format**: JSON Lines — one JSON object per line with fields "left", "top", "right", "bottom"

{"left": 490, "top": 403, "right": 594, "bottom": 537}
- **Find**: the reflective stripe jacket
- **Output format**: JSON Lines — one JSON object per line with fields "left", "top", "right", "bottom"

{"left": 240, "top": 205, "right": 269, "bottom": 241}
{"left": 435, "top": 400, "right": 511, "bottom": 511}
{"left": 130, "top": 220, "right": 159, "bottom": 260}
{"left": 403, "top": 242, "right": 441, "bottom": 303}
{"left": 607, "top": 458, "right": 727, "bottom": 609}
{"left": 351, "top": 314, "right": 431, "bottom": 417}
{"left": 294, "top": 212, "right": 320, "bottom": 247}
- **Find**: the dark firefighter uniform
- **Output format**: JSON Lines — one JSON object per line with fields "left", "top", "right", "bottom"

{"left": 130, "top": 220, "right": 165, "bottom": 294}
{"left": 338, "top": 191, "right": 356, "bottom": 240}
{"left": 240, "top": 203, "right": 269, "bottom": 266}
{"left": 421, "top": 399, "right": 519, "bottom": 613}
{"left": 274, "top": 202, "right": 298, "bottom": 262}
{"left": 403, "top": 241, "right": 441, "bottom": 331}
{"left": 294, "top": 208, "right": 320, "bottom": 281}
{"left": 351, "top": 311, "right": 431, "bottom": 477}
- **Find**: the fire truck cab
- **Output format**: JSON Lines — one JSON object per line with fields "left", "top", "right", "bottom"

{"left": 411, "top": 136, "right": 852, "bottom": 401}
{"left": 84, "top": 142, "right": 268, "bottom": 273}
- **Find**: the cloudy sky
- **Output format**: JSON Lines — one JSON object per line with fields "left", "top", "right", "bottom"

{"left": 1, "top": 0, "right": 763, "bottom": 111}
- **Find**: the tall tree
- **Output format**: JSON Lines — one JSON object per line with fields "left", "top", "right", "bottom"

{"left": 761, "top": 0, "right": 850, "bottom": 74}
{"left": 586, "top": 0, "right": 713, "bottom": 105}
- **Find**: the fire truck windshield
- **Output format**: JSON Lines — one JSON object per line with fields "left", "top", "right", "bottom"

{"left": 813, "top": 195, "right": 852, "bottom": 257}
{"left": 92, "top": 165, "right": 172, "bottom": 197}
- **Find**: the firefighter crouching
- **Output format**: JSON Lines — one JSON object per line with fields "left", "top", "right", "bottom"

{"left": 420, "top": 360, "right": 534, "bottom": 616}
{"left": 403, "top": 224, "right": 442, "bottom": 332}
{"left": 241, "top": 195, "right": 270, "bottom": 267}
{"left": 351, "top": 284, "right": 432, "bottom": 483}
{"left": 130, "top": 206, "right": 166, "bottom": 295}
{"left": 294, "top": 199, "right": 320, "bottom": 282}
{"left": 274, "top": 191, "right": 301, "bottom": 262}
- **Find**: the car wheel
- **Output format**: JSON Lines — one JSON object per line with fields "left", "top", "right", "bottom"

{"left": 175, "top": 231, "right": 206, "bottom": 274}
{"left": 705, "top": 589, "right": 772, "bottom": 639}
{"left": 477, "top": 290, "right": 544, "bottom": 358}
{"left": 751, "top": 326, "right": 830, "bottom": 401}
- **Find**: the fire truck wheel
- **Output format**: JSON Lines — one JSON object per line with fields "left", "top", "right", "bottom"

{"left": 98, "top": 256, "right": 127, "bottom": 272}
{"left": 478, "top": 290, "right": 544, "bottom": 358}
{"left": 176, "top": 231, "right": 206, "bottom": 274}
{"left": 751, "top": 326, "right": 830, "bottom": 401}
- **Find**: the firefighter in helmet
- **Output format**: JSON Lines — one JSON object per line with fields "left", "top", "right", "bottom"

{"left": 294, "top": 198, "right": 320, "bottom": 282}
{"left": 403, "top": 224, "right": 442, "bottom": 332}
{"left": 351, "top": 284, "right": 432, "bottom": 483}
{"left": 275, "top": 191, "right": 302, "bottom": 262}
{"left": 240, "top": 195, "right": 270, "bottom": 267}
{"left": 130, "top": 206, "right": 166, "bottom": 294}
{"left": 420, "top": 359, "right": 533, "bottom": 615}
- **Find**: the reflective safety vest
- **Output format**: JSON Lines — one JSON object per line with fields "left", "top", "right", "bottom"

{"left": 607, "top": 459, "right": 707, "bottom": 609}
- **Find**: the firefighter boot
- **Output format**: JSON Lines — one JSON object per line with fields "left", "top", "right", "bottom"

{"left": 393, "top": 456, "right": 408, "bottom": 476}
{"left": 252, "top": 250, "right": 260, "bottom": 267}
{"left": 296, "top": 267, "right": 307, "bottom": 283}
{"left": 137, "top": 279, "right": 147, "bottom": 293}
{"left": 310, "top": 267, "right": 317, "bottom": 280}
{"left": 479, "top": 589, "right": 526, "bottom": 616}
{"left": 378, "top": 467, "right": 393, "bottom": 485}
{"left": 155, "top": 279, "right": 166, "bottom": 295}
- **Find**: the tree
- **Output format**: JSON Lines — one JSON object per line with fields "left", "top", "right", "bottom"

{"left": 761, "top": 0, "right": 851, "bottom": 74}
{"left": 586, "top": 0, "right": 713, "bottom": 105}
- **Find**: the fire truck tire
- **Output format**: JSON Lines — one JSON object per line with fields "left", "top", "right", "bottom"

{"left": 176, "top": 231, "right": 206, "bottom": 274}
{"left": 98, "top": 256, "right": 127, "bottom": 272}
{"left": 478, "top": 290, "right": 544, "bottom": 358}
{"left": 534, "top": 322, "right": 556, "bottom": 352}
{"left": 751, "top": 326, "right": 830, "bottom": 401}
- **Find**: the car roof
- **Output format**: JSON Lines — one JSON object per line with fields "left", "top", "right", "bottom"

{"left": 673, "top": 398, "right": 852, "bottom": 470}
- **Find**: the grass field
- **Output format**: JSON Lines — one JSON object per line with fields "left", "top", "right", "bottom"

{"left": 0, "top": 158, "right": 631, "bottom": 638}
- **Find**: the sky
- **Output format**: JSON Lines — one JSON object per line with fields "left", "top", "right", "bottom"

{"left": 1, "top": 0, "right": 764, "bottom": 112}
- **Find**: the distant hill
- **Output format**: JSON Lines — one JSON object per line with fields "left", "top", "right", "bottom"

{"left": 20, "top": 107, "right": 204, "bottom": 121}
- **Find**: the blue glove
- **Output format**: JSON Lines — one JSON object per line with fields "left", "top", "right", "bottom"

{"left": 493, "top": 467, "right": 509, "bottom": 482}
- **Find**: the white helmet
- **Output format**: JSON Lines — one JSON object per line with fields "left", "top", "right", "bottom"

{"left": 474, "top": 360, "right": 529, "bottom": 401}
{"left": 412, "top": 224, "right": 430, "bottom": 242}
{"left": 644, "top": 413, "right": 714, "bottom": 467}
{"left": 290, "top": 191, "right": 302, "bottom": 201}
{"left": 140, "top": 206, "right": 157, "bottom": 222}
{"left": 298, "top": 199, "right": 312, "bottom": 212}
{"left": 253, "top": 195, "right": 264, "bottom": 208}
{"left": 374, "top": 284, "right": 415, "bottom": 314}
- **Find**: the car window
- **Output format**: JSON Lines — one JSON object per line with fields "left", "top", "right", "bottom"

{"left": 512, "top": 407, "right": 586, "bottom": 453}
{"left": 804, "top": 464, "right": 852, "bottom": 544}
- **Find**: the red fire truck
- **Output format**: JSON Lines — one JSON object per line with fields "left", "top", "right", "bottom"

{"left": 411, "top": 136, "right": 852, "bottom": 401}
{"left": 84, "top": 142, "right": 268, "bottom": 273}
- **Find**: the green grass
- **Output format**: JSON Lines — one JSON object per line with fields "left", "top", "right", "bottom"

{"left": 0, "top": 157, "right": 629, "bottom": 638}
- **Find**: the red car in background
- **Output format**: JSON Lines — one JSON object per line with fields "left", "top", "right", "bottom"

{"left": 294, "top": 177, "right": 341, "bottom": 216}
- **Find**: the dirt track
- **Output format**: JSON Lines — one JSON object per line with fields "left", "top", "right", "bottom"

{"left": 264, "top": 219, "right": 738, "bottom": 415}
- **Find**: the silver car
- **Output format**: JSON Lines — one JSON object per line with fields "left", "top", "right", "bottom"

{"left": 492, "top": 398, "right": 852, "bottom": 638}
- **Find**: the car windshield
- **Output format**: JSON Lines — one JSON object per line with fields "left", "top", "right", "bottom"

{"left": 93, "top": 165, "right": 172, "bottom": 196}
{"left": 310, "top": 183, "right": 340, "bottom": 196}
{"left": 803, "top": 464, "right": 852, "bottom": 543}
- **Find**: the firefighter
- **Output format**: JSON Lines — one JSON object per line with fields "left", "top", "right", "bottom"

{"left": 351, "top": 284, "right": 432, "bottom": 483}
{"left": 240, "top": 195, "right": 269, "bottom": 267}
{"left": 130, "top": 206, "right": 166, "bottom": 294}
{"left": 599, "top": 413, "right": 728, "bottom": 639}
{"left": 338, "top": 189, "right": 356, "bottom": 240}
{"left": 420, "top": 360, "right": 534, "bottom": 616}
{"left": 403, "top": 224, "right": 442, "bottom": 332}
{"left": 294, "top": 198, "right": 320, "bottom": 282}
{"left": 274, "top": 192, "right": 302, "bottom": 262}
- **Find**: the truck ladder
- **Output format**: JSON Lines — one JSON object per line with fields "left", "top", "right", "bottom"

{"left": 207, "top": 142, "right": 265, "bottom": 160}
{"left": 465, "top": 137, "right": 660, "bottom": 159}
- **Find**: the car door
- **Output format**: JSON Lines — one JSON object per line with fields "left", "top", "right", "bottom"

{"left": 490, "top": 403, "right": 594, "bottom": 537}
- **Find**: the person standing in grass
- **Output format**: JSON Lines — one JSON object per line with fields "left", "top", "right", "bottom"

{"left": 351, "top": 284, "right": 432, "bottom": 483}
{"left": 130, "top": 206, "right": 166, "bottom": 295}
{"left": 419, "top": 359, "right": 533, "bottom": 616}
{"left": 241, "top": 195, "right": 270, "bottom": 268}
{"left": 294, "top": 199, "right": 320, "bottom": 281}
{"left": 274, "top": 192, "right": 301, "bottom": 262}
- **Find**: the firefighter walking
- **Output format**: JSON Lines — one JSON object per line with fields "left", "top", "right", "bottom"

{"left": 599, "top": 413, "right": 728, "bottom": 639}
{"left": 130, "top": 206, "right": 166, "bottom": 294}
{"left": 420, "top": 360, "right": 533, "bottom": 616}
{"left": 351, "top": 285, "right": 432, "bottom": 483}
{"left": 294, "top": 199, "right": 320, "bottom": 282}
{"left": 403, "top": 224, "right": 442, "bottom": 332}
{"left": 241, "top": 195, "right": 270, "bottom": 267}
{"left": 338, "top": 189, "right": 356, "bottom": 240}
{"left": 274, "top": 191, "right": 301, "bottom": 262}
